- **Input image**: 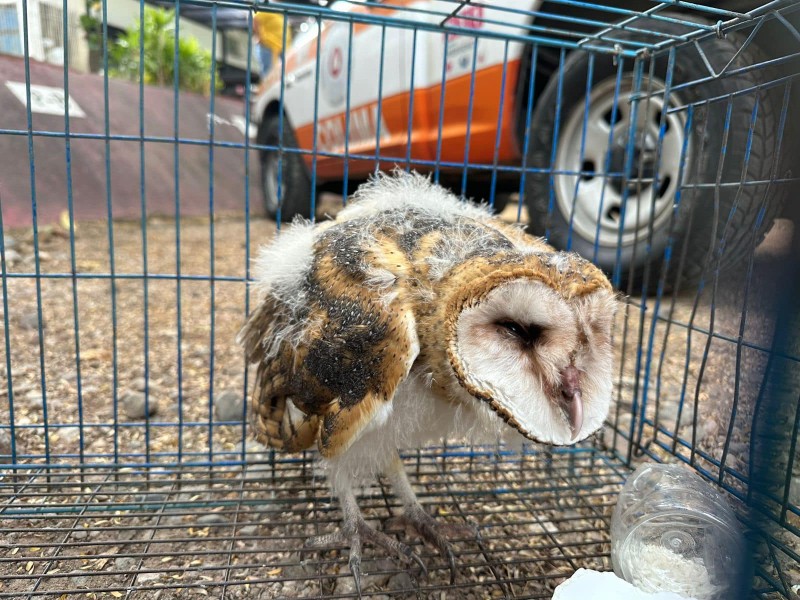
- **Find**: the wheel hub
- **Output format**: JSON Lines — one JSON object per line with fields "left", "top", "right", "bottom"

{"left": 553, "top": 74, "right": 688, "bottom": 249}
{"left": 607, "top": 136, "right": 656, "bottom": 196}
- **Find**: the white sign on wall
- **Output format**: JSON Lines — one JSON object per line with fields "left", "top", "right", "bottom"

{"left": 5, "top": 82, "right": 86, "bottom": 117}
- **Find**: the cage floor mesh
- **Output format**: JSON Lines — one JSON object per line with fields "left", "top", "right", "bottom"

{"left": 0, "top": 447, "right": 628, "bottom": 599}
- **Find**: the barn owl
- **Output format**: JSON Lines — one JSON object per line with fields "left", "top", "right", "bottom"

{"left": 238, "top": 171, "right": 618, "bottom": 592}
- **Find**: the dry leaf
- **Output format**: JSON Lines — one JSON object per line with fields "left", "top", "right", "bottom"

{"left": 266, "top": 568, "right": 282, "bottom": 576}
{"left": 59, "top": 210, "right": 72, "bottom": 232}
{"left": 110, "top": 592, "right": 123, "bottom": 598}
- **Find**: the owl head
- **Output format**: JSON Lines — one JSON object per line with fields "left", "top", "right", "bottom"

{"left": 444, "top": 253, "right": 618, "bottom": 446}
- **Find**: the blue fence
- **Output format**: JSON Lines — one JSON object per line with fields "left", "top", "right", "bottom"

{"left": 0, "top": 0, "right": 799, "bottom": 597}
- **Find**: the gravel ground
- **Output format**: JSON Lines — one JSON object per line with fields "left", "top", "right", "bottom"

{"left": 0, "top": 199, "right": 796, "bottom": 598}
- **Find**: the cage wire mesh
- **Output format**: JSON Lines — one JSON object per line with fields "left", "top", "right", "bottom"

{"left": 0, "top": 0, "right": 799, "bottom": 598}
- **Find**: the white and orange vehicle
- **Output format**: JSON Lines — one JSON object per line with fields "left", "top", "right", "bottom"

{"left": 251, "top": 0, "right": 789, "bottom": 286}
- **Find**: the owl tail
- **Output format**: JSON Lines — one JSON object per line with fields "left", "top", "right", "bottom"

{"left": 251, "top": 392, "right": 320, "bottom": 453}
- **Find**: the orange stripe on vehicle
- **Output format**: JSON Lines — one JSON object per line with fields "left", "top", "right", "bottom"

{"left": 294, "top": 59, "right": 523, "bottom": 181}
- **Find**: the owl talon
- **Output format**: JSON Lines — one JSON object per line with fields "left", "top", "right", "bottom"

{"left": 302, "top": 516, "right": 427, "bottom": 590}
{"left": 386, "top": 505, "right": 477, "bottom": 584}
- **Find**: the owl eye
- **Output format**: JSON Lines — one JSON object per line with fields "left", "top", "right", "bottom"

{"left": 496, "top": 321, "right": 544, "bottom": 346}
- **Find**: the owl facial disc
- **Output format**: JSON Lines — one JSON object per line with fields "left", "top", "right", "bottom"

{"left": 449, "top": 278, "right": 613, "bottom": 446}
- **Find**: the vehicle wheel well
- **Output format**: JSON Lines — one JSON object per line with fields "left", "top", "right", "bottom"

{"left": 257, "top": 101, "right": 284, "bottom": 146}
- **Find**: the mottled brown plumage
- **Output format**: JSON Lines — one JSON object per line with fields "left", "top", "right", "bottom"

{"left": 238, "top": 171, "right": 618, "bottom": 590}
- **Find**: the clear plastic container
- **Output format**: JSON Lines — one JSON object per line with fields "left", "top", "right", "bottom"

{"left": 610, "top": 463, "right": 747, "bottom": 600}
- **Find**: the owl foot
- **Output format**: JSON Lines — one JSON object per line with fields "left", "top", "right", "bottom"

{"left": 303, "top": 516, "right": 427, "bottom": 596}
{"left": 384, "top": 504, "right": 479, "bottom": 585}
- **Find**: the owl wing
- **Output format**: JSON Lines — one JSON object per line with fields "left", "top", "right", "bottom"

{"left": 239, "top": 297, "right": 322, "bottom": 453}
{"left": 240, "top": 284, "right": 420, "bottom": 459}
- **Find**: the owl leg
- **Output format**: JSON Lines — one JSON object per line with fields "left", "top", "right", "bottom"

{"left": 385, "top": 455, "right": 479, "bottom": 585}
{"left": 303, "top": 484, "right": 427, "bottom": 594}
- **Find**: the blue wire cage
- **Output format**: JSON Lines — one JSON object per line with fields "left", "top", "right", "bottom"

{"left": 0, "top": 0, "right": 798, "bottom": 597}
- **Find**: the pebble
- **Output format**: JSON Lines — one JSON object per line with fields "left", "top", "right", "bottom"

{"left": 333, "top": 558, "right": 395, "bottom": 594}
{"left": 238, "top": 525, "right": 258, "bottom": 536}
{"left": 24, "top": 391, "right": 44, "bottom": 408}
{"left": 69, "top": 573, "right": 90, "bottom": 588}
{"left": 59, "top": 427, "right": 81, "bottom": 443}
{"left": 214, "top": 390, "right": 245, "bottom": 422}
{"left": 0, "top": 428, "right": 13, "bottom": 463}
{"left": 658, "top": 402, "right": 694, "bottom": 429}
{"left": 114, "top": 556, "right": 137, "bottom": 572}
{"left": 197, "top": 513, "right": 228, "bottom": 526}
{"left": 72, "top": 529, "right": 89, "bottom": 540}
{"left": 697, "top": 417, "right": 719, "bottom": 442}
{"left": 386, "top": 570, "right": 415, "bottom": 591}
{"left": 3, "top": 248, "right": 20, "bottom": 264}
{"left": 131, "top": 377, "right": 158, "bottom": 392}
{"left": 243, "top": 463, "right": 273, "bottom": 481}
{"left": 134, "top": 493, "right": 168, "bottom": 505}
{"left": 121, "top": 390, "right": 158, "bottom": 420}
{"left": 19, "top": 311, "right": 43, "bottom": 330}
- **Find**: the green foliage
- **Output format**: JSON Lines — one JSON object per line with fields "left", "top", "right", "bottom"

{"left": 79, "top": 12, "right": 102, "bottom": 53}
{"left": 109, "top": 6, "right": 220, "bottom": 94}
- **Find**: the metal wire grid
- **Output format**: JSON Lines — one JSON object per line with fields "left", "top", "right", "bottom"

{"left": 1, "top": 447, "right": 623, "bottom": 599}
{"left": 0, "top": 0, "right": 798, "bottom": 598}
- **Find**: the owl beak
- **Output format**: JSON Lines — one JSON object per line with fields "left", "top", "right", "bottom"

{"left": 560, "top": 366, "right": 584, "bottom": 440}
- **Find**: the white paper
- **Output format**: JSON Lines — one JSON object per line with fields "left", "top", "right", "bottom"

{"left": 553, "top": 569, "right": 698, "bottom": 600}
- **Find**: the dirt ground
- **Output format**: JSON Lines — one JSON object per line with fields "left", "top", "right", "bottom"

{"left": 0, "top": 198, "right": 797, "bottom": 598}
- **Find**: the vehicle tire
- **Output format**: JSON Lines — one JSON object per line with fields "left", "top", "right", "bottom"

{"left": 489, "top": 193, "right": 510, "bottom": 215}
{"left": 259, "top": 113, "right": 312, "bottom": 222}
{"left": 525, "top": 16, "right": 784, "bottom": 291}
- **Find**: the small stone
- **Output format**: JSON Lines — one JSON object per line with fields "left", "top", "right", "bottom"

{"left": 214, "top": 390, "right": 245, "bottom": 422}
{"left": 19, "top": 312, "right": 43, "bottom": 330}
{"left": 0, "top": 428, "right": 12, "bottom": 463}
{"left": 3, "top": 249, "right": 20, "bottom": 264}
{"left": 59, "top": 427, "right": 81, "bottom": 443}
{"left": 24, "top": 392, "right": 44, "bottom": 408}
{"left": 334, "top": 558, "right": 394, "bottom": 594}
{"left": 134, "top": 493, "right": 167, "bottom": 505}
{"left": 697, "top": 417, "right": 719, "bottom": 441}
{"left": 136, "top": 572, "right": 161, "bottom": 583}
{"left": 386, "top": 570, "right": 414, "bottom": 591}
{"left": 72, "top": 529, "right": 89, "bottom": 540}
{"left": 197, "top": 513, "right": 228, "bottom": 526}
{"left": 69, "top": 572, "right": 90, "bottom": 588}
{"left": 131, "top": 377, "right": 159, "bottom": 392}
{"left": 114, "top": 556, "right": 137, "bottom": 571}
{"left": 243, "top": 463, "right": 273, "bottom": 481}
{"left": 658, "top": 402, "right": 694, "bottom": 429}
{"left": 238, "top": 525, "right": 258, "bottom": 536}
{"left": 122, "top": 391, "right": 158, "bottom": 420}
